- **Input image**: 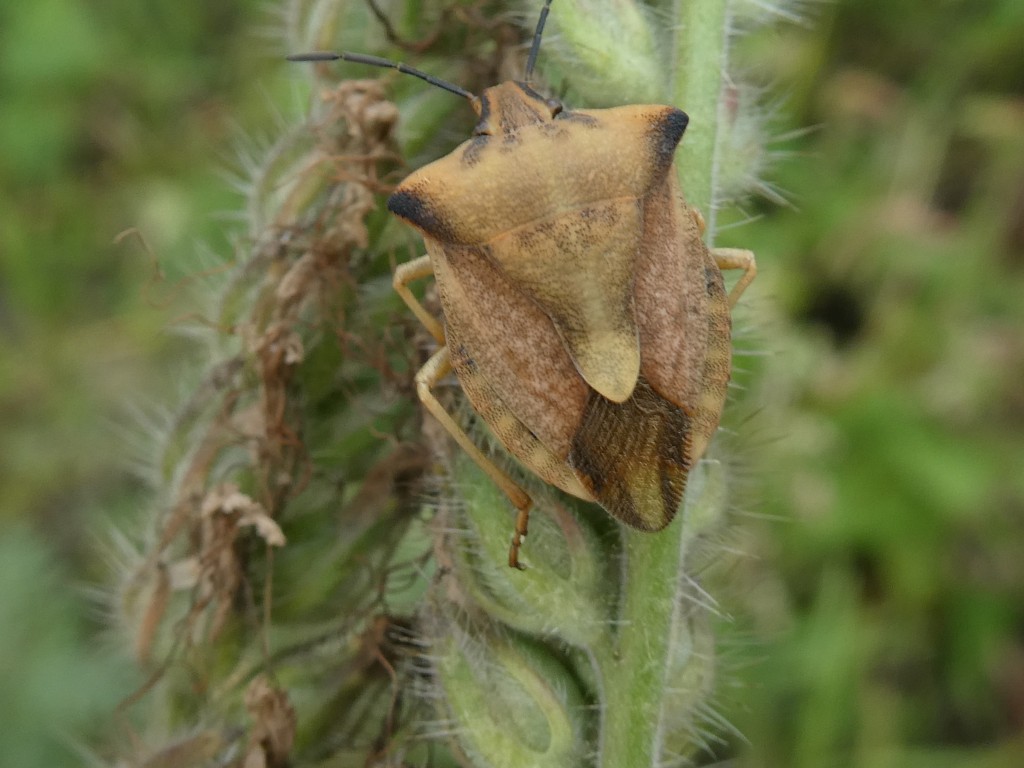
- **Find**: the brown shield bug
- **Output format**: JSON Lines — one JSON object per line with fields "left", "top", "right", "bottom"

{"left": 289, "top": 0, "right": 756, "bottom": 568}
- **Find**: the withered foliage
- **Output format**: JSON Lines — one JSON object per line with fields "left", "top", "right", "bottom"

{"left": 111, "top": 80, "right": 433, "bottom": 767}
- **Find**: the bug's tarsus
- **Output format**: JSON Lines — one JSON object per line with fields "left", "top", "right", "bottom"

{"left": 509, "top": 507, "right": 531, "bottom": 570}
{"left": 286, "top": 51, "right": 476, "bottom": 103}
{"left": 524, "top": 0, "right": 555, "bottom": 83}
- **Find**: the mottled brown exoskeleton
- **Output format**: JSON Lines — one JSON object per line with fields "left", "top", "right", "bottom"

{"left": 290, "top": 0, "right": 756, "bottom": 568}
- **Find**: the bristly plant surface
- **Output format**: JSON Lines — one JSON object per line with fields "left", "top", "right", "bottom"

{"left": 104, "top": 1, "right": 792, "bottom": 766}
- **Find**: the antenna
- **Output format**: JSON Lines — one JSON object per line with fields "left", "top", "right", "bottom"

{"left": 524, "top": 0, "right": 555, "bottom": 83}
{"left": 286, "top": 51, "right": 476, "bottom": 102}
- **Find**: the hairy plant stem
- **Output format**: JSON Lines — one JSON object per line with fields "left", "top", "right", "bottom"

{"left": 672, "top": 0, "right": 730, "bottom": 234}
{"left": 596, "top": 528, "right": 685, "bottom": 767}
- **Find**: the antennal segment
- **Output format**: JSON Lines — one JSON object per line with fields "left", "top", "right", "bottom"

{"left": 524, "top": 0, "right": 555, "bottom": 83}
{"left": 286, "top": 51, "right": 476, "bottom": 102}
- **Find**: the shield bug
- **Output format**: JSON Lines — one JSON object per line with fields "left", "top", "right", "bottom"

{"left": 290, "top": 0, "right": 756, "bottom": 568}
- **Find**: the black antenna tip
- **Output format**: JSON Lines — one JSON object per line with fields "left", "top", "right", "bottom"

{"left": 286, "top": 52, "right": 342, "bottom": 62}
{"left": 525, "top": 0, "right": 555, "bottom": 82}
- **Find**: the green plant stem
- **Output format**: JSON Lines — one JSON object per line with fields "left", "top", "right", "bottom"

{"left": 672, "top": 0, "right": 730, "bottom": 235}
{"left": 596, "top": 527, "right": 685, "bottom": 768}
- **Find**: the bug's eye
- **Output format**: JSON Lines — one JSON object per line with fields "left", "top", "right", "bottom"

{"left": 547, "top": 98, "right": 563, "bottom": 117}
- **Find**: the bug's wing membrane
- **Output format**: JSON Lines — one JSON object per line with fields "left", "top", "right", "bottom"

{"left": 487, "top": 199, "right": 642, "bottom": 403}
{"left": 568, "top": 376, "right": 692, "bottom": 531}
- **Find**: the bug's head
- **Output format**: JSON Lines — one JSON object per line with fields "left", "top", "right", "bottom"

{"left": 469, "top": 0, "right": 560, "bottom": 133}
{"left": 472, "top": 81, "right": 563, "bottom": 136}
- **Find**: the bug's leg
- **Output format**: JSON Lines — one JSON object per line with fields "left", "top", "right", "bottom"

{"left": 511, "top": 506, "right": 531, "bottom": 571}
{"left": 394, "top": 255, "right": 445, "bottom": 344}
{"left": 691, "top": 207, "right": 708, "bottom": 235}
{"left": 415, "top": 345, "right": 533, "bottom": 569}
{"left": 710, "top": 247, "right": 757, "bottom": 308}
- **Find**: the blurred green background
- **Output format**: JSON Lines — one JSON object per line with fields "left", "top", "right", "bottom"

{"left": 1, "top": 0, "right": 1022, "bottom": 766}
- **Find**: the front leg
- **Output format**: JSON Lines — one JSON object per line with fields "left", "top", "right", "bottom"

{"left": 710, "top": 247, "right": 757, "bottom": 308}
{"left": 393, "top": 255, "right": 445, "bottom": 343}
